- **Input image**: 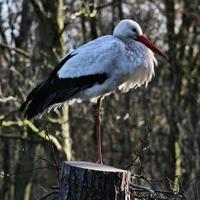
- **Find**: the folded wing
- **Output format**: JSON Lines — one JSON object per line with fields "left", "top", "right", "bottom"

{"left": 21, "top": 36, "right": 123, "bottom": 119}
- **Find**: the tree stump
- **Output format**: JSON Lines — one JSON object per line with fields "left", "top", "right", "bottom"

{"left": 58, "top": 161, "right": 131, "bottom": 200}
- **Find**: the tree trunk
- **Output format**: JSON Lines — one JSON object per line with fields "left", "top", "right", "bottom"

{"left": 30, "top": 0, "right": 73, "bottom": 161}
{"left": 58, "top": 161, "right": 131, "bottom": 200}
{"left": 61, "top": 106, "right": 74, "bottom": 160}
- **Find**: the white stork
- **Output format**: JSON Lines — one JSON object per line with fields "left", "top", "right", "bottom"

{"left": 21, "top": 19, "right": 167, "bottom": 164}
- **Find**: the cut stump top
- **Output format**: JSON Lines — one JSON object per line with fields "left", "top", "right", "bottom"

{"left": 63, "top": 161, "right": 127, "bottom": 172}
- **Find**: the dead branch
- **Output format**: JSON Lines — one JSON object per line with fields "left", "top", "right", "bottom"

{"left": 1, "top": 119, "right": 62, "bottom": 150}
{"left": 0, "top": 43, "right": 30, "bottom": 58}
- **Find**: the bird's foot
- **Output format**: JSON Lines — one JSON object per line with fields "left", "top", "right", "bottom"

{"left": 96, "top": 159, "right": 103, "bottom": 164}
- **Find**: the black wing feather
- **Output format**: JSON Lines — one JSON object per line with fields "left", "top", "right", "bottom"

{"left": 21, "top": 67, "right": 108, "bottom": 119}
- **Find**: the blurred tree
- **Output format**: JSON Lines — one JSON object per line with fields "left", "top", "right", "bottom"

{"left": 0, "top": 0, "right": 200, "bottom": 199}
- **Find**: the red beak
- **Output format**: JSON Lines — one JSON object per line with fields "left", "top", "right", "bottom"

{"left": 136, "top": 35, "right": 168, "bottom": 59}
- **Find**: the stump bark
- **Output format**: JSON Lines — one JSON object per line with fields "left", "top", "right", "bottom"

{"left": 58, "top": 161, "right": 131, "bottom": 200}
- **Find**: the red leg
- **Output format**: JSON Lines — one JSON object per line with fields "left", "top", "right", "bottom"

{"left": 95, "top": 97, "right": 103, "bottom": 164}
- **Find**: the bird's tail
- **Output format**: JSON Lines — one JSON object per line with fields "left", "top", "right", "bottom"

{"left": 20, "top": 81, "right": 51, "bottom": 119}
{"left": 20, "top": 80, "right": 79, "bottom": 119}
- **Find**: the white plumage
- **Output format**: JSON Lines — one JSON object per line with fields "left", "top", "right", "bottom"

{"left": 58, "top": 23, "right": 157, "bottom": 102}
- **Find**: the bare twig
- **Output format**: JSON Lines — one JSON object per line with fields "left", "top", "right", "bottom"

{"left": 0, "top": 96, "right": 17, "bottom": 103}
{"left": 1, "top": 119, "right": 62, "bottom": 150}
{"left": 125, "top": 130, "right": 150, "bottom": 169}
{"left": 0, "top": 133, "right": 40, "bottom": 143}
{"left": 130, "top": 174, "right": 185, "bottom": 200}
{"left": 45, "top": 131, "right": 59, "bottom": 178}
{"left": 0, "top": 165, "right": 53, "bottom": 177}
{"left": 33, "top": 154, "right": 57, "bottom": 168}
{"left": 130, "top": 183, "right": 157, "bottom": 197}
{"left": 0, "top": 43, "right": 30, "bottom": 58}
{"left": 29, "top": 0, "right": 47, "bottom": 19}
{"left": 39, "top": 191, "right": 58, "bottom": 200}
{"left": 58, "top": 1, "right": 121, "bottom": 38}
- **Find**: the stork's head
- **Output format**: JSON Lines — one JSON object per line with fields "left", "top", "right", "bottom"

{"left": 113, "top": 19, "right": 167, "bottom": 59}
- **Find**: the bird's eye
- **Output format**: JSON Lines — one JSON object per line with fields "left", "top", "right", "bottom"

{"left": 132, "top": 28, "right": 137, "bottom": 33}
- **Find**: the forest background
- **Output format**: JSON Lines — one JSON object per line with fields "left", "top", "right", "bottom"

{"left": 0, "top": 0, "right": 200, "bottom": 199}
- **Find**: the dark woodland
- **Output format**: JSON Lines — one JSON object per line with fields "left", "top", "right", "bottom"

{"left": 0, "top": 0, "right": 200, "bottom": 199}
